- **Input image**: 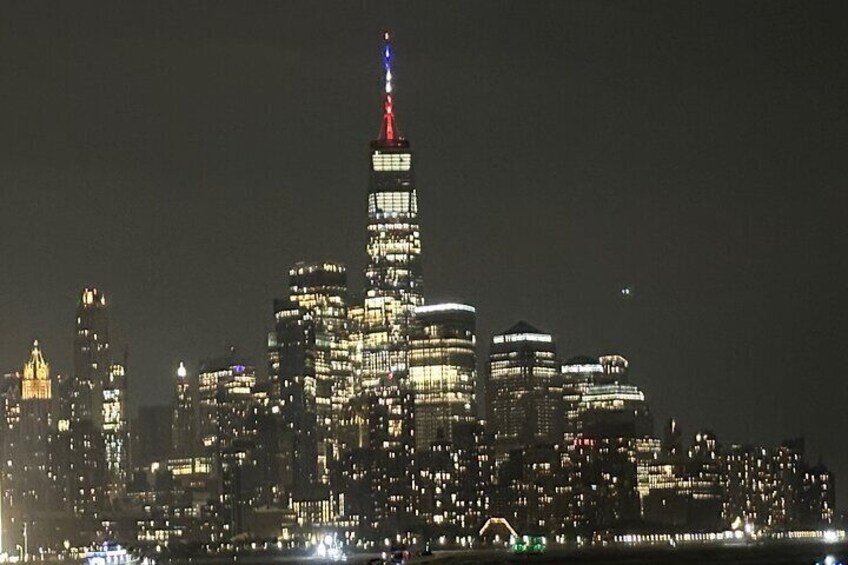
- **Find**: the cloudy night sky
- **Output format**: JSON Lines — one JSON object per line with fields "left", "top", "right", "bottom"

{"left": 1, "top": 2, "right": 847, "bottom": 502}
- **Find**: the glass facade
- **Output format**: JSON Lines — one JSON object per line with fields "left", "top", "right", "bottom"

{"left": 198, "top": 355, "right": 256, "bottom": 460}
{"left": 269, "top": 261, "right": 353, "bottom": 491}
{"left": 487, "top": 322, "right": 559, "bottom": 449}
{"left": 578, "top": 383, "right": 653, "bottom": 439}
{"left": 103, "top": 361, "right": 128, "bottom": 498}
{"left": 62, "top": 287, "right": 111, "bottom": 514}
{"left": 409, "top": 303, "right": 477, "bottom": 450}
{"left": 72, "top": 287, "right": 110, "bottom": 426}
{"left": 361, "top": 138, "right": 423, "bottom": 392}
{"left": 172, "top": 361, "right": 196, "bottom": 458}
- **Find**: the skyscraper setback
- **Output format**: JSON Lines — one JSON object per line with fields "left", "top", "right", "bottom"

{"left": 356, "top": 32, "right": 423, "bottom": 532}
{"left": 360, "top": 32, "right": 424, "bottom": 394}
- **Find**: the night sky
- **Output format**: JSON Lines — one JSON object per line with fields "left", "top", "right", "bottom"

{"left": 1, "top": 2, "right": 847, "bottom": 503}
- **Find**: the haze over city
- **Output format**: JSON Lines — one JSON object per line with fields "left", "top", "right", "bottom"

{"left": 0, "top": 2, "right": 846, "bottom": 559}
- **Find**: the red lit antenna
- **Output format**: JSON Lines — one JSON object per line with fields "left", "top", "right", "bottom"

{"left": 380, "top": 31, "right": 399, "bottom": 141}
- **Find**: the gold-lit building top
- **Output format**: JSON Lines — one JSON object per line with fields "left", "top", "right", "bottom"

{"left": 22, "top": 339, "right": 51, "bottom": 400}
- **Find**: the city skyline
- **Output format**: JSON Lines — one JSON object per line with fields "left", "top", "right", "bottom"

{"left": 1, "top": 0, "right": 846, "bottom": 514}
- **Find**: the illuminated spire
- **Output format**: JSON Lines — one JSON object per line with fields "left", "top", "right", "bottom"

{"left": 380, "top": 31, "right": 399, "bottom": 141}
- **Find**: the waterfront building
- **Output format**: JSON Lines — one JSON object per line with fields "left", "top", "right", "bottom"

{"left": 487, "top": 321, "right": 560, "bottom": 450}
{"left": 408, "top": 303, "right": 477, "bottom": 450}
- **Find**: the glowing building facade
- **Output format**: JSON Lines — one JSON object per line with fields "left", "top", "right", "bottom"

{"left": 19, "top": 341, "right": 53, "bottom": 507}
{"left": 268, "top": 261, "right": 354, "bottom": 493}
{"left": 172, "top": 361, "right": 196, "bottom": 458}
{"left": 103, "top": 361, "right": 128, "bottom": 498}
{"left": 487, "top": 322, "right": 559, "bottom": 449}
{"left": 198, "top": 353, "right": 256, "bottom": 459}
{"left": 351, "top": 33, "right": 422, "bottom": 531}
{"left": 360, "top": 33, "right": 424, "bottom": 394}
{"left": 289, "top": 262, "right": 353, "bottom": 479}
{"left": 561, "top": 356, "right": 606, "bottom": 436}
{"left": 578, "top": 383, "right": 653, "bottom": 439}
{"left": 72, "top": 288, "right": 110, "bottom": 426}
{"left": 65, "top": 287, "right": 111, "bottom": 515}
{"left": 269, "top": 296, "right": 318, "bottom": 493}
{"left": 409, "top": 303, "right": 477, "bottom": 450}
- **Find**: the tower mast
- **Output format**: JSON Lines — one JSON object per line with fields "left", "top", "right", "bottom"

{"left": 380, "top": 31, "right": 398, "bottom": 142}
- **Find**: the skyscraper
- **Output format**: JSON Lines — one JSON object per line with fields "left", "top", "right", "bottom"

{"left": 66, "top": 288, "right": 111, "bottom": 514}
{"left": 357, "top": 32, "right": 422, "bottom": 533}
{"left": 172, "top": 361, "right": 196, "bottom": 458}
{"left": 487, "top": 322, "right": 560, "bottom": 450}
{"left": 197, "top": 352, "right": 256, "bottom": 460}
{"left": 409, "top": 303, "right": 477, "bottom": 450}
{"left": 72, "top": 288, "right": 110, "bottom": 426}
{"left": 268, "top": 296, "right": 319, "bottom": 494}
{"left": 578, "top": 382, "right": 653, "bottom": 439}
{"left": 19, "top": 341, "right": 53, "bottom": 507}
{"left": 268, "top": 262, "right": 353, "bottom": 492}
{"left": 197, "top": 351, "right": 258, "bottom": 537}
{"left": 360, "top": 32, "right": 424, "bottom": 394}
{"left": 561, "top": 356, "right": 606, "bottom": 436}
{"left": 288, "top": 262, "right": 353, "bottom": 481}
{"left": 103, "top": 360, "right": 128, "bottom": 498}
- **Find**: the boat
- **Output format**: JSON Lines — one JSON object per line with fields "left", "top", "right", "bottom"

{"left": 85, "top": 543, "right": 146, "bottom": 565}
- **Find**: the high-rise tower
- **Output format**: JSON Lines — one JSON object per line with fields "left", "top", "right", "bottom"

{"left": 103, "top": 360, "right": 128, "bottom": 498}
{"left": 19, "top": 340, "right": 53, "bottom": 507}
{"left": 409, "top": 303, "right": 477, "bottom": 450}
{"left": 268, "top": 261, "right": 353, "bottom": 492}
{"left": 361, "top": 32, "right": 424, "bottom": 393}
{"left": 172, "top": 361, "right": 196, "bottom": 458}
{"left": 487, "top": 322, "right": 560, "bottom": 450}
{"left": 288, "top": 262, "right": 353, "bottom": 482}
{"left": 65, "top": 288, "right": 110, "bottom": 514}
{"left": 72, "top": 288, "right": 110, "bottom": 425}
{"left": 357, "top": 32, "right": 422, "bottom": 532}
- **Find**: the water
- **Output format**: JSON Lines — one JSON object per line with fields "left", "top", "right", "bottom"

{"left": 163, "top": 543, "right": 848, "bottom": 564}
{"left": 356, "top": 543, "right": 848, "bottom": 564}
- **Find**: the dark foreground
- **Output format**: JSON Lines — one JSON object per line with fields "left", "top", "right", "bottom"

{"left": 381, "top": 543, "right": 848, "bottom": 564}
{"left": 165, "top": 542, "right": 848, "bottom": 565}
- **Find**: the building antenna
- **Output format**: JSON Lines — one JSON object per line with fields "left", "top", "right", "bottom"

{"left": 380, "top": 31, "right": 398, "bottom": 141}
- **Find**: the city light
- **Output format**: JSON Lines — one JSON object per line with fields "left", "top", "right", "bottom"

{"left": 0, "top": 24, "right": 838, "bottom": 564}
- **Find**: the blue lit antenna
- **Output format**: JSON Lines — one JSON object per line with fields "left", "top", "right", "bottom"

{"left": 380, "top": 31, "right": 398, "bottom": 140}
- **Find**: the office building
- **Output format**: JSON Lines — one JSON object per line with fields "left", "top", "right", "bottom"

{"left": 487, "top": 321, "right": 560, "bottom": 449}
{"left": 408, "top": 303, "right": 477, "bottom": 449}
{"left": 103, "top": 361, "right": 128, "bottom": 498}
{"left": 172, "top": 361, "right": 196, "bottom": 458}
